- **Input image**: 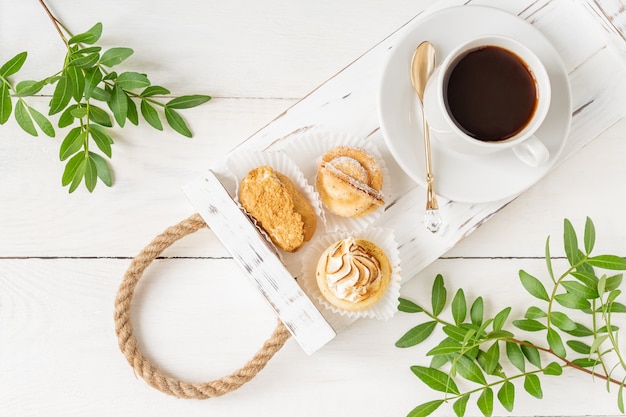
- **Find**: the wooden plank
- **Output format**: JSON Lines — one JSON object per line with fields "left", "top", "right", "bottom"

{"left": 1, "top": 257, "right": 625, "bottom": 416}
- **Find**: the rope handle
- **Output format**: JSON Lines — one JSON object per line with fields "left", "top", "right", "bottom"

{"left": 114, "top": 213, "right": 291, "bottom": 399}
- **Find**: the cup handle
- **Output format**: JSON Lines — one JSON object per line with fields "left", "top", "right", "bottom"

{"left": 511, "top": 135, "right": 550, "bottom": 167}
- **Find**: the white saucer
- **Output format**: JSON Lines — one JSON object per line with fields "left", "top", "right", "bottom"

{"left": 378, "top": 5, "right": 572, "bottom": 203}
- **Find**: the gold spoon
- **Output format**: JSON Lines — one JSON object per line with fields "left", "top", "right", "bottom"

{"left": 411, "top": 41, "right": 441, "bottom": 233}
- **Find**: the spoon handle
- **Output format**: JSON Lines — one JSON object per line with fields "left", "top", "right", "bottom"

{"left": 423, "top": 119, "right": 438, "bottom": 211}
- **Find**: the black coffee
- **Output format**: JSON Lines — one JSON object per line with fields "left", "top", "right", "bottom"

{"left": 443, "top": 45, "right": 538, "bottom": 142}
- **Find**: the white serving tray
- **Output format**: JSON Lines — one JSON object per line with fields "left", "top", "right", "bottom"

{"left": 185, "top": 0, "right": 626, "bottom": 354}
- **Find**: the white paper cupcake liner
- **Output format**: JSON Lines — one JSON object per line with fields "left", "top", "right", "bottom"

{"left": 299, "top": 227, "right": 401, "bottom": 320}
{"left": 224, "top": 150, "right": 325, "bottom": 274}
{"left": 281, "top": 131, "right": 392, "bottom": 233}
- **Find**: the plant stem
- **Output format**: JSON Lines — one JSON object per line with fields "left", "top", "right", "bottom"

{"left": 508, "top": 337, "right": 623, "bottom": 385}
{"left": 38, "top": 0, "right": 70, "bottom": 48}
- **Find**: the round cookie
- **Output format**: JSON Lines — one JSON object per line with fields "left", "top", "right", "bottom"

{"left": 316, "top": 146, "right": 384, "bottom": 218}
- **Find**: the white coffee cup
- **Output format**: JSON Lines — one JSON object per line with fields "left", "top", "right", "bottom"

{"left": 423, "top": 35, "right": 551, "bottom": 167}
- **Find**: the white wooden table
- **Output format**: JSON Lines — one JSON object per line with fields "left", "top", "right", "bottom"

{"left": 3, "top": 0, "right": 626, "bottom": 416}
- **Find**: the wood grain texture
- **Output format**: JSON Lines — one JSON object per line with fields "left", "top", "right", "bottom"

{"left": 2, "top": 0, "right": 626, "bottom": 416}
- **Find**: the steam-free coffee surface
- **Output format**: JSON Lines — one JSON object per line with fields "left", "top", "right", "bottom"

{"left": 444, "top": 46, "right": 537, "bottom": 142}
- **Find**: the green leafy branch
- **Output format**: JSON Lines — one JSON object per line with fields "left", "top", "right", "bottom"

{"left": 0, "top": 1, "right": 210, "bottom": 192}
{"left": 397, "top": 217, "right": 626, "bottom": 417}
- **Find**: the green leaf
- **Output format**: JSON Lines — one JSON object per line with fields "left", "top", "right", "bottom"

{"left": 598, "top": 275, "right": 607, "bottom": 296}
{"left": 550, "top": 311, "right": 577, "bottom": 331}
{"left": 453, "top": 394, "right": 470, "bottom": 417}
{"left": 554, "top": 293, "right": 591, "bottom": 311}
{"left": 452, "top": 289, "right": 467, "bottom": 326}
{"left": 493, "top": 307, "right": 511, "bottom": 331}
{"left": 597, "top": 325, "right": 619, "bottom": 333}
{"left": 116, "top": 71, "right": 150, "bottom": 90}
{"left": 84, "top": 67, "right": 103, "bottom": 99}
{"left": 523, "top": 374, "right": 543, "bottom": 399}
{"left": 590, "top": 334, "right": 609, "bottom": 355}
{"left": 619, "top": 380, "right": 625, "bottom": 414}
{"left": 0, "top": 82, "right": 12, "bottom": 124}
{"left": 547, "top": 328, "right": 566, "bottom": 358}
{"left": 463, "top": 345, "right": 480, "bottom": 362}
{"left": 497, "top": 381, "right": 515, "bottom": 412}
{"left": 605, "top": 302, "right": 626, "bottom": 313}
{"left": 566, "top": 323, "right": 593, "bottom": 337}
{"left": 570, "top": 271, "right": 599, "bottom": 289}
{"left": 398, "top": 298, "right": 424, "bottom": 313}
{"left": 588, "top": 255, "right": 626, "bottom": 270}
{"left": 396, "top": 321, "right": 436, "bottom": 348}
{"left": 90, "top": 86, "right": 111, "bottom": 102}
{"left": 407, "top": 400, "right": 444, "bottom": 417}
{"left": 545, "top": 235, "right": 555, "bottom": 281}
{"left": 606, "top": 274, "right": 623, "bottom": 292}
{"left": 455, "top": 354, "right": 487, "bottom": 385}
{"left": 561, "top": 280, "right": 598, "bottom": 299}
{"left": 485, "top": 330, "right": 514, "bottom": 339}
{"left": 521, "top": 343, "right": 542, "bottom": 368}
{"left": 89, "top": 151, "right": 112, "bottom": 187}
{"left": 68, "top": 22, "right": 102, "bottom": 45}
{"left": 427, "top": 338, "right": 463, "bottom": 356}
{"left": 84, "top": 155, "right": 98, "bottom": 192}
{"left": 166, "top": 94, "right": 211, "bottom": 109}
{"left": 461, "top": 327, "right": 477, "bottom": 344}
{"left": 141, "top": 85, "right": 170, "bottom": 97}
{"left": 110, "top": 84, "right": 128, "bottom": 127}
{"left": 477, "top": 349, "right": 505, "bottom": 378}
{"left": 103, "top": 71, "right": 118, "bottom": 81}
{"left": 0, "top": 51, "right": 27, "bottom": 77}
{"left": 410, "top": 366, "right": 460, "bottom": 395}
{"left": 566, "top": 340, "right": 591, "bottom": 354}
{"left": 477, "top": 387, "right": 494, "bottom": 417}
{"left": 482, "top": 342, "right": 500, "bottom": 375}
{"left": 68, "top": 52, "right": 99, "bottom": 69}
{"left": 70, "top": 107, "right": 88, "bottom": 119}
{"left": 577, "top": 261, "right": 595, "bottom": 274}
{"left": 543, "top": 361, "right": 563, "bottom": 376}
{"left": 584, "top": 217, "right": 596, "bottom": 255}
{"left": 28, "top": 105, "right": 55, "bottom": 137}
{"left": 99, "top": 47, "right": 134, "bottom": 67}
{"left": 49, "top": 76, "right": 73, "bottom": 115}
{"left": 58, "top": 104, "right": 78, "bottom": 128}
{"left": 15, "top": 100, "right": 37, "bottom": 136}
{"left": 89, "top": 105, "right": 112, "bottom": 127}
{"left": 608, "top": 289, "right": 622, "bottom": 304}
{"left": 564, "top": 218, "right": 580, "bottom": 266}
{"left": 62, "top": 152, "right": 84, "bottom": 186}
{"left": 68, "top": 156, "right": 87, "bottom": 193}
{"left": 165, "top": 107, "right": 193, "bottom": 137}
{"left": 505, "top": 341, "right": 525, "bottom": 372}
{"left": 524, "top": 306, "right": 547, "bottom": 319}
{"left": 140, "top": 99, "right": 163, "bottom": 130}
{"left": 475, "top": 317, "right": 493, "bottom": 339}
{"left": 431, "top": 274, "right": 447, "bottom": 316}
{"left": 75, "top": 46, "right": 102, "bottom": 55}
{"left": 470, "top": 297, "right": 484, "bottom": 326}
{"left": 442, "top": 325, "right": 470, "bottom": 342}
{"left": 519, "top": 270, "right": 549, "bottom": 301}
{"left": 430, "top": 355, "right": 448, "bottom": 369}
{"left": 66, "top": 66, "right": 85, "bottom": 102}
{"left": 89, "top": 125, "right": 113, "bottom": 158}
{"left": 572, "top": 358, "right": 598, "bottom": 368}
{"left": 15, "top": 79, "right": 46, "bottom": 97}
{"left": 59, "top": 128, "right": 85, "bottom": 161}
{"left": 512, "top": 319, "right": 546, "bottom": 332}
{"left": 126, "top": 95, "right": 138, "bottom": 125}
